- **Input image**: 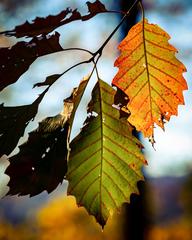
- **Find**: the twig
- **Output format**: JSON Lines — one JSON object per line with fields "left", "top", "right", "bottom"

{"left": 92, "top": 0, "right": 140, "bottom": 60}
{"left": 38, "top": 0, "right": 140, "bottom": 94}
{"left": 62, "top": 48, "right": 93, "bottom": 55}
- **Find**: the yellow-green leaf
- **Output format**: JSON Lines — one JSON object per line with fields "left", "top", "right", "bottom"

{"left": 67, "top": 80, "right": 146, "bottom": 227}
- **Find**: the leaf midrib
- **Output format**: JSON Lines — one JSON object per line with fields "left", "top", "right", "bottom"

{"left": 98, "top": 80, "right": 104, "bottom": 221}
{"left": 142, "top": 19, "right": 154, "bottom": 138}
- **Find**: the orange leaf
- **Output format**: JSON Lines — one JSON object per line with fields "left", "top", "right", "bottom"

{"left": 113, "top": 18, "right": 188, "bottom": 143}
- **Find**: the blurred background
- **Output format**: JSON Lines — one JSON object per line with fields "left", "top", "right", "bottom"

{"left": 0, "top": 0, "right": 192, "bottom": 239}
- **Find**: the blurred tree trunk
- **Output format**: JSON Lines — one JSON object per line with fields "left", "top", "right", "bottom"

{"left": 120, "top": 0, "right": 139, "bottom": 37}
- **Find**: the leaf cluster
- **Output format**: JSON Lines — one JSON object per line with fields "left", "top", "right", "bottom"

{"left": 0, "top": 0, "right": 188, "bottom": 227}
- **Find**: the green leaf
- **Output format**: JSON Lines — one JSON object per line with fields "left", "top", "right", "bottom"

{"left": 67, "top": 80, "right": 146, "bottom": 227}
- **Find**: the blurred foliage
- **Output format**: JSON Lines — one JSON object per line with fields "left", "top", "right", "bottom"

{"left": 0, "top": 221, "right": 36, "bottom": 240}
{"left": 181, "top": 173, "right": 192, "bottom": 220}
{"left": 0, "top": 196, "right": 124, "bottom": 240}
{"left": 1, "top": 178, "right": 192, "bottom": 240}
{"left": 37, "top": 196, "right": 123, "bottom": 240}
{"left": 147, "top": 220, "right": 192, "bottom": 240}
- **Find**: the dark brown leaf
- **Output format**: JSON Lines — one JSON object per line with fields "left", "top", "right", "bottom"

{"left": 1, "top": 9, "right": 71, "bottom": 38}
{"left": 0, "top": 0, "right": 107, "bottom": 38}
{"left": 85, "top": 0, "right": 107, "bottom": 18}
{"left": 6, "top": 113, "right": 70, "bottom": 196}
{"left": 114, "top": 88, "right": 130, "bottom": 118}
{"left": 0, "top": 32, "right": 63, "bottom": 91}
{"left": 4, "top": 75, "right": 89, "bottom": 197}
{"left": 0, "top": 87, "right": 48, "bottom": 158}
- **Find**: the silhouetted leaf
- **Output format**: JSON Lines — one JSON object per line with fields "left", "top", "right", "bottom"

{"left": 6, "top": 113, "right": 71, "bottom": 196}
{"left": 0, "top": 0, "right": 107, "bottom": 38}
{"left": 0, "top": 32, "right": 63, "bottom": 91}
{"left": 0, "top": 87, "right": 49, "bottom": 158}
{"left": 33, "top": 74, "right": 62, "bottom": 88}
{"left": 5, "top": 76, "right": 89, "bottom": 196}
{"left": 1, "top": 9, "right": 71, "bottom": 38}
{"left": 83, "top": 0, "right": 107, "bottom": 20}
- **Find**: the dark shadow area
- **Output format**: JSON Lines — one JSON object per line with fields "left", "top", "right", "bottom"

{"left": 121, "top": 181, "right": 150, "bottom": 240}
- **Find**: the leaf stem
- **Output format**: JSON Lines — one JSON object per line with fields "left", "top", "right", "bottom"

{"left": 103, "top": 10, "right": 126, "bottom": 15}
{"left": 48, "top": 59, "right": 93, "bottom": 88}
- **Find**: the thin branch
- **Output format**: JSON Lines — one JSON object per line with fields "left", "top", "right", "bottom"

{"left": 48, "top": 59, "right": 93, "bottom": 88}
{"left": 94, "top": 58, "right": 100, "bottom": 80}
{"left": 62, "top": 48, "right": 93, "bottom": 55}
{"left": 103, "top": 10, "right": 126, "bottom": 15}
{"left": 93, "top": 0, "right": 140, "bottom": 59}
{"left": 0, "top": 8, "right": 126, "bottom": 38}
{"left": 35, "top": 0, "right": 141, "bottom": 92}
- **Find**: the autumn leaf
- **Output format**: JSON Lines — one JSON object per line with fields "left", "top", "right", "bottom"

{"left": 5, "top": 77, "right": 89, "bottom": 196}
{"left": 0, "top": 87, "right": 48, "bottom": 158}
{"left": 1, "top": 9, "right": 71, "bottom": 38}
{"left": 0, "top": 32, "right": 62, "bottom": 90}
{"left": 113, "top": 18, "right": 188, "bottom": 143}
{"left": 67, "top": 80, "right": 146, "bottom": 227}
{"left": 0, "top": 0, "right": 107, "bottom": 38}
{"left": 5, "top": 115, "right": 70, "bottom": 197}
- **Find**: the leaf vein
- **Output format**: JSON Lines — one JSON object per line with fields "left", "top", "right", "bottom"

{"left": 104, "top": 157, "right": 136, "bottom": 194}
{"left": 115, "top": 54, "right": 145, "bottom": 81}
{"left": 145, "top": 39, "right": 175, "bottom": 52}
{"left": 103, "top": 146, "right": 143, "bottom": 178}
{"left": 102, "top": 179, "right": 118, "bottom": 209}
{"left": 147, "top": 51, "right": 179, "bottom": 68}
{"left": 71, "top": 137, "right": 101, "bottom": 158}
{"left": 150, "top": 73, "right": 183, "bottom": 102}
{"left": 103, "top": 135, "right": 144, "bottom": 163}
{"left": 67, "top": 148, "right": 101, "bottom": 178}
{"left": 148, "top": 63, "right": 186, "bottom": 88}
{"left": 68, "top": 162, "right": 100, "bottom": 194}
{"left": 79, "top": 176, "right": 100, "bottom": 206}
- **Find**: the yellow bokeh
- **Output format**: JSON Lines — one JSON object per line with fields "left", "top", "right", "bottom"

{"left": 36, "top": 195, "right": 123, "bottom": 240}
